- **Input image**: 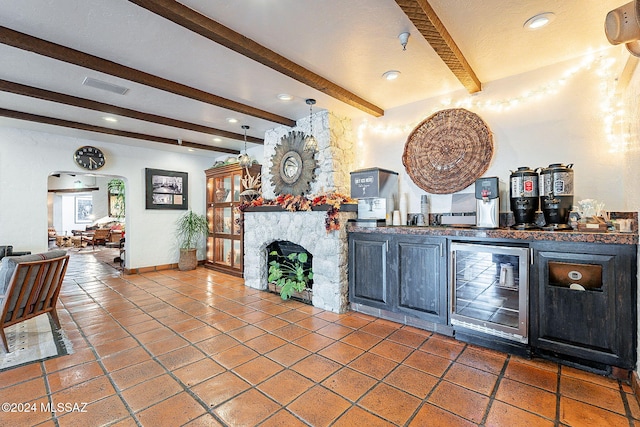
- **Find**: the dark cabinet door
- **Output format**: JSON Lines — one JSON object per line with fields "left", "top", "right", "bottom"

{"left": 394, "top": 236, "right": 447, "bottom": 324}
{"left": 530, "top": 242, "right": 636, "bottom": 369}
{"left": 348, "top": 233, "right": 390, "bottom": 309}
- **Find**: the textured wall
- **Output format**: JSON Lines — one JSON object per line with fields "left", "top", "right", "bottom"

{"left": 262, "top": 111, "right": 354, "bottom": 199}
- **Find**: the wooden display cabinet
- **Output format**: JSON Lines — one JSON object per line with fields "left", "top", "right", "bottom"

{"left": 204, "top": 163, "right": 261, "bottom": 277}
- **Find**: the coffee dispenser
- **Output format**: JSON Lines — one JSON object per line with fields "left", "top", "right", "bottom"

{"left": 475, "top": 177, "right": 500, "bottom": 229}
{"left": 350, "top": 168, "right": 398, "bottom": 227}
{"left": 540, "top": 163, "right": 574, "bottom": 230}
{"left": 509, "top": 167, "right": 539, "bottom": 229}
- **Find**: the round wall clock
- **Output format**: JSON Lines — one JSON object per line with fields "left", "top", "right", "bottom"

{"left": 74, "top": 146, "right": 106, "bottom": 170}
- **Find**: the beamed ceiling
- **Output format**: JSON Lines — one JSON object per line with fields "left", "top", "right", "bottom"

{"left": 0, "top": 0, "right": 631, "bottom": 155}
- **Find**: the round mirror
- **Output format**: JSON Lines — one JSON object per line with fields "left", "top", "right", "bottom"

{"left": 270, "top": 131, "right": 318, "bottom": 196}
{"left": 280, "top": 151, "right": 303, "bottom": 184}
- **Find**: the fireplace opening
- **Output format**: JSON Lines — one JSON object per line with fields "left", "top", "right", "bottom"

{"left": 266, "top": 240, "right": 314, "bottom": 301}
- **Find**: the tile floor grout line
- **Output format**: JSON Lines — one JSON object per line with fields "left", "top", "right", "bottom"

{"left": 404, "top": 338, "right": 471, "bottom": 425}
{"left": 75, "top": 275, "right": 238, "bottom": 426}
{"left": 56, "top": 262, "right": 353, "bottom": 425}
{"left": 554, "top": 362, "right": 562, "bottom": 427}
{"left": 619, "top": 381, "right": 637, "bottom": 427}
{"left": 478, "top": 353, "right": 511, "bottom": 426}
{"left": 60, "top": 282, "right": 144, "bottom": 427}
{"left": 383, "top": 331, "right": 440, "bottom": 426}
{"left": 86, "top": 270, "right": 370, "bottom": 425}
{"left": 63, "top": 274, "right": 381, "bottom": 424}
{"left": 34, "top": 257, "right": 638, "bottom": 427}
{"left": 39, "top": 358, "right": 61, "bottom": 427}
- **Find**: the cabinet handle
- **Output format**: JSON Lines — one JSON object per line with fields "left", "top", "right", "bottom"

{"left": 440, "top": 242, "right": 443, "bottom": 257}
{"left": 530, "top": 248, "right": 534, "bottom": 265}
{"left": 385, "top": 240, "right": 389, "bottom": 252}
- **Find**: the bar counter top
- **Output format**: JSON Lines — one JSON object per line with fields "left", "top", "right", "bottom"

{"left": 347, "top": 223, "right": 638, "bottom": 245}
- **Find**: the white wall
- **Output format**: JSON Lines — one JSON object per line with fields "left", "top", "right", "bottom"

{"left": 0, "top": 127, "right": 217, "bottom": 269}
{"left": 352, "top": 52, "right": 637, "bottom": 215}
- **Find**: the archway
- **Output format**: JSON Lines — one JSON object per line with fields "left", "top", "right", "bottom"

{"left": 47, "top": 172, "right": 127, "bottom": 268}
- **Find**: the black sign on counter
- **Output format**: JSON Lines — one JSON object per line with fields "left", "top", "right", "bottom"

{"left": 350, "top": 168, "right": 398, "bottom": 199}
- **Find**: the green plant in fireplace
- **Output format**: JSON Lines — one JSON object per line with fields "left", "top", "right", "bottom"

{"left": 268, "top": 251, "right": 313, "bottom": 300}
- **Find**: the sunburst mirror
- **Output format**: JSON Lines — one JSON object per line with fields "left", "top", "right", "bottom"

{"left": 269, "top": 131, "right": 317, "bottom": 196}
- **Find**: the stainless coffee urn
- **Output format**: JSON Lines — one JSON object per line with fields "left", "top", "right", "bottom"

{"left": 509, "top": 167, "right": 539, "bottom": 229}
{"left": 350, "top": 168, "right": 399, "bottom": 227}
{"left": 540, "top": 163, "right": 574, "bottom": 230}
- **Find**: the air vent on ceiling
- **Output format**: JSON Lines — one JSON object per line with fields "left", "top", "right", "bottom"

{"left": 82, "top": 77, "right": 129, "bottom": 95}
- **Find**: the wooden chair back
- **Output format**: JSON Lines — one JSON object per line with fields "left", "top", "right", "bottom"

{"left": 0, "top": 254, "right": 69, "bottom": 352}
{"left": 92, "top": 229, "right": 111, "bottom": 246}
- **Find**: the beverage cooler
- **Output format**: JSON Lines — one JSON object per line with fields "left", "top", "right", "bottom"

{"left": 450, "top": 242, "right": 530, "bottom": 343}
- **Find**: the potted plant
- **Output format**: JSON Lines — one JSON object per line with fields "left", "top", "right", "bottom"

{"left": 268, "top": 251, "right": 313, "bottom": 301}
{"left": 176, "top": 210, "right": 209, "bottom": 271}
{"left": 107, "top": 178, "right": 125, "bottom": 220}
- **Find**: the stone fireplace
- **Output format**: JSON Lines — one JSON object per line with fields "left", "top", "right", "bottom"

{"left": 243, "top": 210, "right": 354, "bottom": 312}
{"left": 242, "top": 111, "right": 356, "bottom": 313}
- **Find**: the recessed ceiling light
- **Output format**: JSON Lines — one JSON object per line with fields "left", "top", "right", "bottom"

{"left": 382, "top": 70, "right": 401, "bottom": 81}
{"left": 102, "top": 116, "right": 118, "bottom": 123}
{"left": 188, "top": 148, "right": 195, "bottom": 152}
{"left": 213, "top": 137, "right": 222, "bottom": 142}
{"left": 227, "top": 118, "right": 238, "bottom": 123}
{"left": 524, "top": 12, "right": 555, "bottom": 30}
{"left": 277, "top": 93, "right": 293, "bottom": 101}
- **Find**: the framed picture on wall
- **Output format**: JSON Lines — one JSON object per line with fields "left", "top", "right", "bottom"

{"left": 75, "top": 196, "right": 93, "bottom": 223}
{"left": 145, "top": 168, "right": 188, "bottom": 210}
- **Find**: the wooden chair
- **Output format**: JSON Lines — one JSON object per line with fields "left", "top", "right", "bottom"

{"left": 0, "top": 254, "right": 69, "bottom": 352}
{"left": 82, "top": 229, "right": 111, "bottom": 249}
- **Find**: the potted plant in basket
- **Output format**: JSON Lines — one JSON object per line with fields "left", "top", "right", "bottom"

{"left": 268, "top": 251, "right": 313, "bottom": 300}
{"left": 176, "top": 210, "right": 209, "bottom": 271}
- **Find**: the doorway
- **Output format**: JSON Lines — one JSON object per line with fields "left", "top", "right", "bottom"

{"left": 48, "top": 172, "right": 127, "bottom": 269}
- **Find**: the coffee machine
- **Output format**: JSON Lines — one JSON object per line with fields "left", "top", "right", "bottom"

{"left": 540, "top": 163, "right": 574, "bottom": 230}
{"left": 475, "top": 177, "right": 500, "bottom": 229}
{"left": 509, "top": 167, "right": 539, "bottom": 229}
{"left": 350, "top": 168, "right": 398, "bottom": 227}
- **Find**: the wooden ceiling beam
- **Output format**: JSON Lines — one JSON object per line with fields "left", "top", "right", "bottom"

{"left": 0, "top": 25, "right": 295, "bottom": 127}
{"left": 0, "top": 79, "right": 264, "bottom": 144}
{"left": 0, "top": 108, "right": 240, "bottom": 154}
{"left": 395, "top": 0, "right": 482, "bottom": 93}
{"left": 48, "top": 188, "right": 100, "bottom": 193}
{"left": 128, "top": 0, "right": 385, "bottom": 117}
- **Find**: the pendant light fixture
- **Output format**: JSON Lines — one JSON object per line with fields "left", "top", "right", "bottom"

{"left": 304, "top": 99, "right": 318, "bottom": 152}
{"left": 238, "top": 125, "right": 252, "bottom": 167}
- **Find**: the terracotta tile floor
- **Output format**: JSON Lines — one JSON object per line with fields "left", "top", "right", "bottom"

{"left": 1, "top": 253, "right": 639, "bottom": 426}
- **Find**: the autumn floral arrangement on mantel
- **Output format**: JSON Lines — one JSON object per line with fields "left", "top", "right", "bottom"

{"left": 237, "top": 192, "right": 354, "bottom": 232}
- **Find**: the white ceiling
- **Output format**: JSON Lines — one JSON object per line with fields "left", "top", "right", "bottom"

{"left": 0, "top": 0, "right": 630, "bottom": 155}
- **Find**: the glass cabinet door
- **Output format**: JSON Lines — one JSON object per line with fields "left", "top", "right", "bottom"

{"left": 233, "top": 173, "right": 241, "bottom": 202}
{"left": 213, "top": 207, "right": 233, "bottom": 234}
{"left": 214, "top": 176, "right": 232, "bottom": 202}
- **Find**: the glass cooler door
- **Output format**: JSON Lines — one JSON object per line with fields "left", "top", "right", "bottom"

{"left": 450, "top": 242, "right": 530, "bottom": 343}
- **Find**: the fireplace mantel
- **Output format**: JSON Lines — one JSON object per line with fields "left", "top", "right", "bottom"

{"left": 243, "top": 203, "right": 357, "bottom": 213}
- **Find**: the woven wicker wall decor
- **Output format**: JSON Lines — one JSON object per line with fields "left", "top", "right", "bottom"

{"left": 402, "top": 108, "right": 493, "bottom": 194}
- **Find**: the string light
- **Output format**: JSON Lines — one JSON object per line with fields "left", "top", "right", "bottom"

{"left": 358, "top": 51, "right": 632, "bottom": 154}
